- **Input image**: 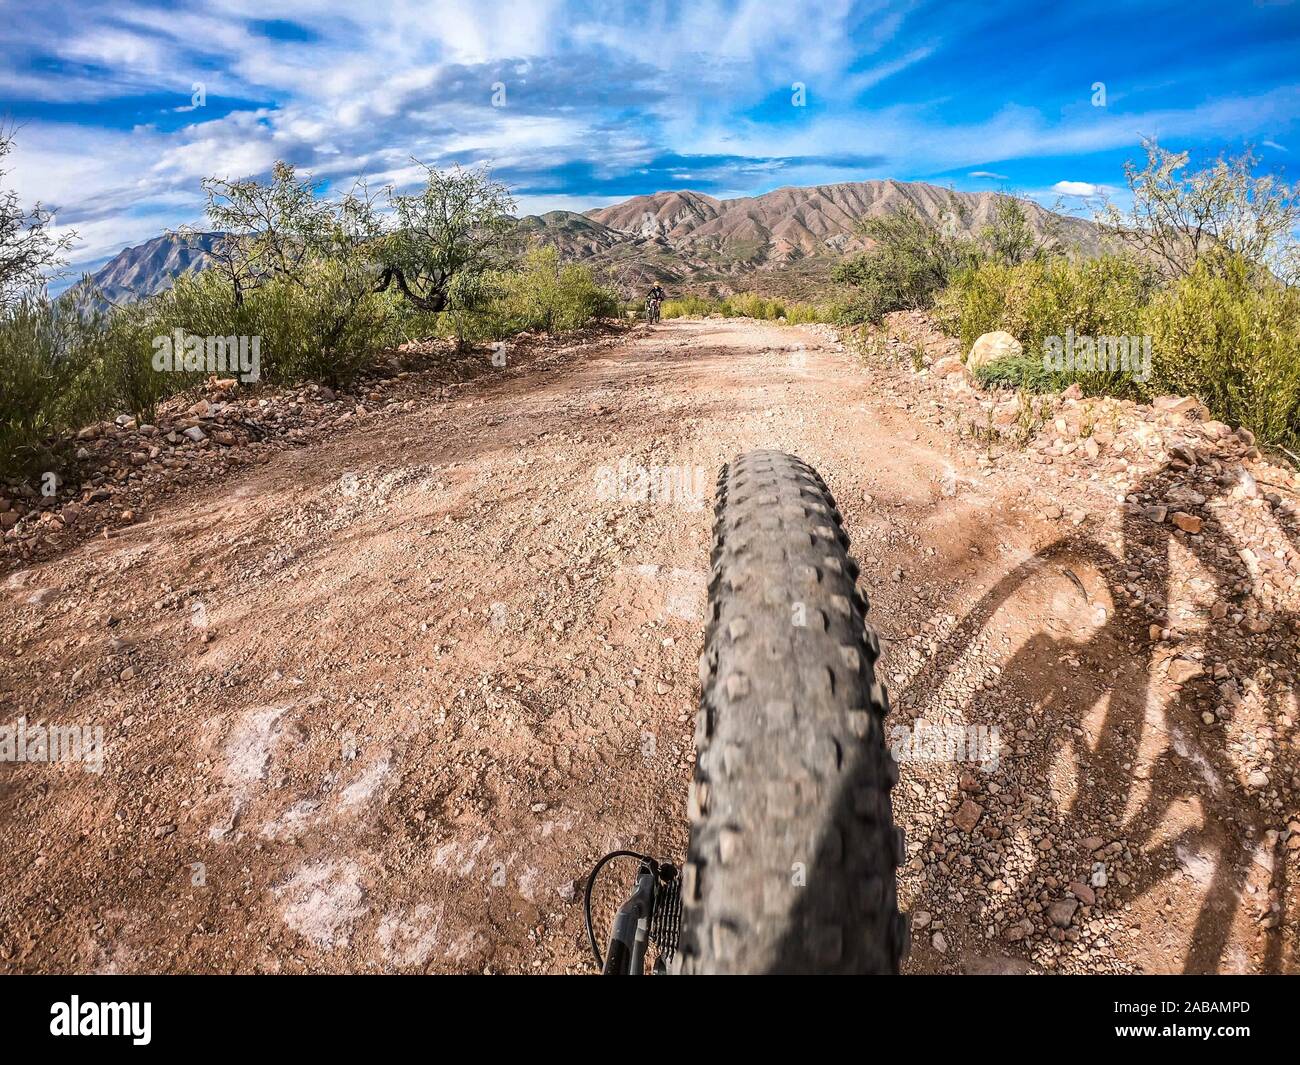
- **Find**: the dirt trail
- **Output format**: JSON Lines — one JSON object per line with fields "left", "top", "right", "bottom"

{"left": 0, "top": 318, "right": 1290, "bottom": 973}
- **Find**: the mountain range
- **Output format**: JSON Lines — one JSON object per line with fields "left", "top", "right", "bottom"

{"left": 76, "top": 231, "right": 226, "bottom": 307}
{"left": 74, "top": 181, "right": 1100, "bottom": 305}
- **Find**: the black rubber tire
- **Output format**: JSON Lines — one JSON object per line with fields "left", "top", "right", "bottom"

{"left": 674, "top": 450, "right": 908, "bottom": 974}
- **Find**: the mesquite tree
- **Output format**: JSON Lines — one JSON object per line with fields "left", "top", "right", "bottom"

{"left": 1100, "top": 140, "right": 1300, "bottom": 285}
{"left": 189, "top": 160, "right": 384, "bottom": 305}
{"left": 1, "top": 127, "right": 77, "bottom": 308}
{"left": 372, "top": 163, "right": 516, "bottom": 313}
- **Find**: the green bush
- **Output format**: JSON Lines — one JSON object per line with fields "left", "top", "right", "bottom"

{"left": 101, "top": 296, "right": 184, "bottom": 424}
{"left": 834, "top": 194, "right": 1079, "bottom": 326}
{"left": 1144, "top": 256, "right": 1300, "bottom": 447}
{"left": 834, "top": 204, "right": 981, "bottom": 324}
{"left": 937, "top": 254, "right": 1157, "bottom": 398}
{"left": 936, "top": 248, "right": 1300, "bottom": 447}
{"left": 660, "top": 295, "right": 714, "bottom": 318}
{"left": 727, "top": 292, "right": 784, "bottom": 319}
{"left": 938, "top": 254, "right": 1156, "bottom": 352}
{"left": 129, "top": 260, "right": 400, "bottom": 392}
{"left": 972, "top": 354, "right": 1065, "bottom": 393}
{"left": 783, "top": 302, "right": 830, "bottom": 324}
{"left": 0, "top": 295, "right": 108, "bottom": 475}
{"left": 659, "top": 291, "right": 831, "bottom": 322}
{"left": 249, "top": 261, "right": 402, "bottom": 385}
{"left": 485, "top": 247, "right": 617, "bottom": 336}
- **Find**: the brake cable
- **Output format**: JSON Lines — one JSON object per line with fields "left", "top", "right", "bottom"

{"left": 583, "top": 849, "right": 655, "bottom": 970}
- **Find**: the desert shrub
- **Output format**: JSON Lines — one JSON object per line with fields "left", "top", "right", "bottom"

{"left": 834, "top": 193, "right": 1064, "bottom": 325}
{"left": 937, "top": 247, "right": 1300, "bottom": 445}
{"left": 100, "top": 296, "right": 186, "bottom": 424}
{"left": 783, "top": 302, "right": 830, "bottom": 324}
{"left": 834, "top": 205, "right": 980, "bottom": 324}
{"left": 660, "top": 291, "right": 830, "bottom": 322}
{"left": 102, "top": 269, "right": 256, "bottom": 422}
{"left": 493, "top": 247, "right": 617, "bottom": 335}
{"left": 972, "top": 354, "right": 1065, "bottom": 393}
{"left": 660, "top": 295, "right": 714, "bottom": 319}
{"left": 835, "top": 189, "right": 1083, "bottom": 326}
{"left": 396, "top": 247, "right": 616, "bottom": 345}
{"left": 978, "top": 196, "right": 1043, "bottom": 267}
{"left": 939, "top": 254, "right": 1155, "bottom": 352}
{"left": 933, "top": 259, "right": 1026, "bottom": 347}
{"left": 726, "top": 292, "right": 784, "bottom": 319}
{"left": 130, "top": 261, "right": 400, "bottom": 390}
{"left": 244, "top": 259, "right": 402, "bottom": 385}
{"left": 1143, "top": 255, "right": 1300, "bottom": 447}
{"left": 937, "top": 254, "right": 1157, "bottom": 398}
{"left": 0, "top": 295, "right": 109, "bottom": 475}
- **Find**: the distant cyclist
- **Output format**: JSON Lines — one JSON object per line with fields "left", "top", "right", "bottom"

{"left": 645, "top": 284, "right": 666, "bottom": 324}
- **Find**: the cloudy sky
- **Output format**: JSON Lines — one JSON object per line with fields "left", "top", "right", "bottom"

{"left": 3, "top": 0, "right": 1299, "bottom": 281}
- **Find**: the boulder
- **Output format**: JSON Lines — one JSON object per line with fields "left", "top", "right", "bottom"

{"left": 967, "top": 331, "right": 1022, "bottom": 371}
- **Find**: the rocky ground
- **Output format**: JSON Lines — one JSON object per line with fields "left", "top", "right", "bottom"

{"left": 0, "top": 327, "right": 623, "bottom": 564}
{"left": 856, "top": 311, "right": 1299, "bottom": 974}
{"left": 0, "top": 313, "right": 1296, "bottom": 973}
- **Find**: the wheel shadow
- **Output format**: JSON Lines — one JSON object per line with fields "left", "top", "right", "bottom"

{"left": 895, "top": 456, "right": 1296, "bottom": 973}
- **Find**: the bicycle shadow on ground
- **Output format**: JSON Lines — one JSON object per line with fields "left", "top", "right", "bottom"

{"left": 771, "top": 456, "right": 1296, "bottom": 974}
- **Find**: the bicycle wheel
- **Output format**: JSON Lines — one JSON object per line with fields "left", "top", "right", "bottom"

{"left": 675, "top": 450, "right": 908, "bottom": 974}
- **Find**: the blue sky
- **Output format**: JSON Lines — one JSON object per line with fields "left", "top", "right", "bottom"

{"left": 3, "top": 0, "right": 1299, "bottom": 282}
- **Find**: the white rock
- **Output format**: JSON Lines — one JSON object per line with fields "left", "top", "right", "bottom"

{"left": 967, "top": 331, "right": 1022, "bottom": 371}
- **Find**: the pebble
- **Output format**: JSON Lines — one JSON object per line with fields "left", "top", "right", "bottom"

{"left": 953, "top": 799, "right": 983, "bottom": 832}
{"left": 1048, "top": 898, "right": 1080, "bottom": 928}
{"left": 1069, "top": 882, "right": 1096, "bottom": 906}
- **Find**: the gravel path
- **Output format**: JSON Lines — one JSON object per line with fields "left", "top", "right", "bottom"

{"left": 1, "top": 317, "right": 1293, "bottom": 973}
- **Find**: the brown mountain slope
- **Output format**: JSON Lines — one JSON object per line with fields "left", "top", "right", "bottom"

{"left": 584, "top": 180, "right": 1099, "bottom": 270}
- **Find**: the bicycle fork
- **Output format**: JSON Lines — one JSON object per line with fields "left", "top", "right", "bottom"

{"left": 602, "top": 863, "right": 658, "bottom": 974}
{"left": 600, "top": 858, "right": 682, "bottom": 975}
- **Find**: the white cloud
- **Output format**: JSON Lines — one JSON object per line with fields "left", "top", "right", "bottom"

{"left": 1051, "top": 180, "right": 1099, "bottom": 197}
